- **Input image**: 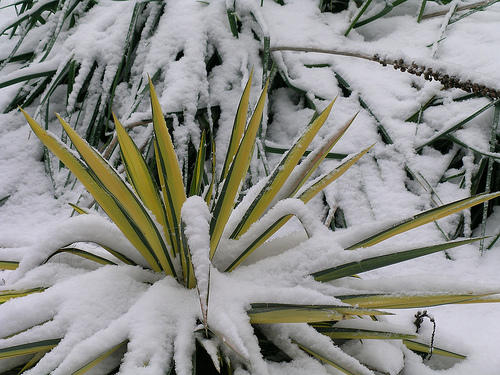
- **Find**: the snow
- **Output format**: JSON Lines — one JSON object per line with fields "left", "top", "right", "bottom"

{"left": 1, "top": 0, "right": 500, "bottom": 374}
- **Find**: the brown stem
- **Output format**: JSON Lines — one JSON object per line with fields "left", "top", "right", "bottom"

{"left": 271, "top": 46, "right": 500, "bottom": 99}
{"left": 421, "top": 0, "right": 498, "bottom": 20}
{"left": 102, "top": 119, "right": 152, "bottom": 159}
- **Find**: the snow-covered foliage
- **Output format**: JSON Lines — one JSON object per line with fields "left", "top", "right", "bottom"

{"left": 2, "top": 0, "right": 500, "bottom": 374}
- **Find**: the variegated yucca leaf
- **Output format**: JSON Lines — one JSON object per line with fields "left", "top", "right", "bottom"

{"left": 229, "top": 98, "right": 337, "bottom": 240}
{"left": 0, "top": 338, "right": 61, "bottom": 359}
{"left": 247, "top": 303, "right": 391, "bottom": 324}
{"left": 226, "top": 146, "right": 373, "bottom": 272}
{"left": 287, "top": 112, "right": 357, "bottom": 198}
{"left": 71, "top": 340, "right": 128, "bottom": 375}
{"left": 149, "top": 78, "right": 186, "bottom": 261}
{"left": 338, "top": 293, "right": 494, "bottom": 309}
{"left": 312, "top": 237, "right": 482, "bottom": 282}
{"left": 209, "top": 78, "right": 269, "bottom": 258}
{"left": 41, "top": 247, "right": 117, "bottom": 266}
{"left": 314, "top": 326, "right": 418, "bottom": 341}
{"left": 347, "top": 192, "right": 500, "bottom": 249}
{"left": 0, "top": 288, "right": 45, "bottom": 304}
{"left": 0, "top": 260, "right": 19, "bottom": 270}
{"left": 403, "top": 339, "right": 466, "bottom": 359}
{"left": 21, "top": 109, "right": 170, "bottom": 275}
{"left": 293, "top": 340, "right": 365, "bottom": 375}
{"left": 114, "top": 114, "right": 169, "bottom": 239}
{"left": 189, "top": 131, "right": 207, "bottom": 197}
{"left": 220, "top": 70, "right": 253, "bottom": 181}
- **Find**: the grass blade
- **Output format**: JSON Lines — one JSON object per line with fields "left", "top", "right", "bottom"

{"left": 347, "top": 192, "right": 500, "bottom": 249}
{"left": 312, "top": 238, "right": 481, "bottom": 282}
{"left": 0, "top": 67, "right": 57, "bottom": 89}
{"left": 417, "top": 0, "right": 428, "bottom": 22}
{"left": 344, "top": 0, "right": 373, "bottom": 36}
{"left": 416, "top": 100, "right": 499, "bottom": 151}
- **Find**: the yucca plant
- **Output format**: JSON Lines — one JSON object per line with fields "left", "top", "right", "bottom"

{"left": 1, "top": 71, "right": 499, "bottom": 375}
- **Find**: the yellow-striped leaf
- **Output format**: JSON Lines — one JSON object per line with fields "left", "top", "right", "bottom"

{"left": 289, "top": 111, "right": 356, "bottom": 197}
{"left": 204, "top": 134, "right": 216, "bottom": 205}
{"left": 247, "top": 303, "right": 390, "bottom": 324}
{"left": 0, "top": 288, "right": 45, "bottom": 304}
{"left": 338, "top": 293, "right": 493, "bottom": 309}
{"left": 18, "top": 349, "right": 48, "bottom": 373}
{"left": 71, "top": 340, "right": 128, "bottom": 375}
{"left": 230, "top": 99, "right": 336, "bottom": 240}
{"left": 55, "top": 112, "right": 175, "bottom": 275}
{"left": 221, "top": 71, "right": 253, "bottom": 180}
{"left": 189, "top": 131, "right": 206, "bottom": 197}
{"left": 41, "top": 247, "right": 117, "bottom": 266}
{"left": 314, "top": 326, "right": 417, "bottom": 340}
{"left": 0, "top": 260, "right": 19, "bottom": 270}
{"left": 209, "top": 80, "right": 269, "bottom": 258}
{"left": 403, "top": 339, "right": 466, "bottom": 359}
{"left": 225, "top": 147, "right": 372, "bottom": 272}
{"left": 347, "top": 192, "right": 500, "bottom": 249}
{"left": 68, "top": 203, "right": 89, "bottom": 215}
{"left": 454, "top": 294, "right": 500, "bottom": 304}
{"left": 294, "top": 340, "right": 366, "bottom": 375}
{"left": 149, "top": 78, "right": 186, "bottom": 260}
{"left": 297, "top": 145, "right": 374, "bottom": 202}
{"left": 180, "top": 222, "right": 196, "bottom": 289}
{"left": 0, "top": 338, "right": 61, "bottom": 359}
{"left": 312, "top": 238, "right": 481, "bottom": 282}
{"left": 114, "top": 114, "right": 169, "bottom": 240}
{"left": 21, "top": 109, "right": 163, "bottom": 273}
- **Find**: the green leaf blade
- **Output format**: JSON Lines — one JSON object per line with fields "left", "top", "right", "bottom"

{"left": 247, "top": 303, "right": 389, "bottom": 324}
{"left": 230, "top": 99, "right": 336, "bottom": 240}
{"left": 347, "top": 192, "right": 500, "bottom": 249}
{"left": 209, "top": 79, "right": 269, "bottom": 258}
{"left": 0, "top": 339, "right": 61, "bottom": 359}
{"left": 313, "top": 238, "right": 482, "bottom": 282}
